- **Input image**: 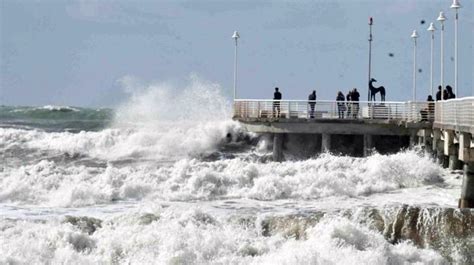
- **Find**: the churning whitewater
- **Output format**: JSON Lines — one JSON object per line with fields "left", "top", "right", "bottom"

{"left": 1, "top": 77, "right": 472, "bottom": 264}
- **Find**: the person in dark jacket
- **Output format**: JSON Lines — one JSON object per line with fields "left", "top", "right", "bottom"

{"left": 346, "top": 90, "right": 352, "bottom": 118}
{"left": 443, "top": 87, "right": 449, "bottom": 100}
{"left": 436, "top": 86, "right": 442, "bottom": 101}
{"left": 336, "top": 91, "right": 345, "bottom": 119}
{"left": 273, "top": 87, "right": 282, "bottom": 117}
{"left": 351, "top": 88, "right": 360, "bottom": 118}
{"left": 446, "top": 85, "right": 456, "bottom": 99}
{"left": 308, "top": 90, "right": 316, "bottom": 118}
{"left": 421, "top": 95, "right": 435, "bottom": 121}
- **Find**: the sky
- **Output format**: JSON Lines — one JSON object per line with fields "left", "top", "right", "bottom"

{"left": 0, "top": 0, "right": 472, "bottom": 107}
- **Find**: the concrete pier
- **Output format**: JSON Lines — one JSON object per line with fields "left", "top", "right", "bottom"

{"left": 273, "top": 134, "right": 284, "bottom": 162}
{"left": 459, "top": 162, "right": 474, "bottom": 208}
{"left": 234, "top": 97, "right": 474, "bottom": 207}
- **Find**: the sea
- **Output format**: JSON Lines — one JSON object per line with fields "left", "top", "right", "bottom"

{"left": 1, "top": 78, "right": 473, "bottom": 264}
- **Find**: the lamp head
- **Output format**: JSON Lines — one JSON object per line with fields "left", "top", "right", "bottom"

{"left": 427, "top": 22, "right": 436, "bottom": 32}
{"left": 232, "top": 31, "right": 240, "bottom": 40}
{"left": 450, "top": 0, "right": 461, "bottom": 9}
{"left": 437, "top": 11, "right": 446, "bottom": 22}
{"left": 411, "top": 30, "right": 419, "bottom": 39}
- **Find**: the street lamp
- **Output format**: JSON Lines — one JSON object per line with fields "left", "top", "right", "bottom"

{"left": 450, "top": 0, "right": 462, "bottom": 96}
{"left": 437, "top": 11, "right": 446, "bottom": 100}
{"left": 367, "top": 17, "right": 373, "bottom": 102}
{"left": 411, "top": 30, "right": 419, "bottom": 101}
{"left": 427, "top": 22, "right": 436, "bottom": 97}
{"left": 232, "top": 31, "right": 240, "bottom": 100}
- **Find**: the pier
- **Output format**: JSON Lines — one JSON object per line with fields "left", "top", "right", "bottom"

{"left": 234, "top": 97, "right": 474, "bottom": 208}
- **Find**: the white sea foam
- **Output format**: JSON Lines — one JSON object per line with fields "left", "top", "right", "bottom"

{"left": 40, "top": 105, "right": 80, "bottom": 112}
{"left": 0, "top": 208, "right": 447, "bottom": 264}
{"left": 0, "top": 151, "right": 446, "bottom": 207}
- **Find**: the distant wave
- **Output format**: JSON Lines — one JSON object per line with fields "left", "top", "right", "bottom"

{"left": 38, "top": 105, "right": 80, "bottom": 112}
{"left": 0, "top": 106, "right": 114, "bottom": 131}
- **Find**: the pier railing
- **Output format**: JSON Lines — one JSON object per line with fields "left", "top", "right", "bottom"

{"left": 435, "top": 97, "right": 474, "bottom": 130}
{"left": 234, "top": 100, "right": 433, "bottom": 122}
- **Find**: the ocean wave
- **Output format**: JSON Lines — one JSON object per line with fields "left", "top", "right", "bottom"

{"left": 0, "top": 75, "right": 249, "bottom": 161}
{"left": 0, "top": 119, "right": 244, "bottom": 162}
{"left": 39, "top": 105, "right": 80, "bottom": 112}
{"left": 0, "top": 151, "right": 445, "bottom": 207}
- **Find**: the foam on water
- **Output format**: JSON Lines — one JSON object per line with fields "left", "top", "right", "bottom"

{"left": 0, "top": 151, "right": 446, "bottom": 207}
{"left": 0, "top": 207, "right": 448, "bottom": 265}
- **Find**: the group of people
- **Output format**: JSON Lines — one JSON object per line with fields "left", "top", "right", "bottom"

{"left": 272, "top": 87, "right": 361, "bottom": 119}
{"left": 420, "top": 84, "right": 456, "bottom": 121}
{"left": 337, "top": 88, "right": 360, "bottom": 119}
{"left": 272, "top": 84, "right": 457, "bottom": 121}
{"left": 435, "top": 85, "right": 456, "bottom": 101}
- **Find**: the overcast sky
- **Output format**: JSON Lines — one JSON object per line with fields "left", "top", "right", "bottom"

{"left": 1, "top": 0, "right": 472, "bottom": 107}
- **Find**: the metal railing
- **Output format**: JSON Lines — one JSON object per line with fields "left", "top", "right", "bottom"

{"left": 234, "top": 99, "right": 433, "bottom": 122}
{"left": 435, "top": 97, "right": 474, "bottom": 129}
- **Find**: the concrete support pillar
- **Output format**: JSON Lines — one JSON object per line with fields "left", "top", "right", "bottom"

{"left": 459, "top": 133, "right": 473, "bottom": 162}
{"left": 444, "top": 130, "right": 461, "bottom": 170}
{"left": 443, "top": 130, "right": 455, "bottom": 156}
{"left": 432, "top": 129, "right": 441, "bottom": 152}
{"left": 321, "top": 133, "right": 331, "bottom": 153}
{"left": 409, "top": 130, "right": 417, "bottom": 147}
{"left": 432, "top": 129, "right": 443, "bottom": 162}
{"left": 422, "top": 129, "right": 433, "bottom": 153}
{"left": 449, "top": 154, "right": 462, "bottom": 170}
{"left": 363, "top": 134, "right": 373, "bottom": 157}
{"left": 459, "top": 162, "right": 474, "bottom": 208}
{"left": 273, "top": 134, "right": 284, "bottom": 162}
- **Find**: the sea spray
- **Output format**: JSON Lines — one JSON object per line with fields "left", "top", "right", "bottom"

{"left": 0, "top": 75, "right": 247, "bottom": 162}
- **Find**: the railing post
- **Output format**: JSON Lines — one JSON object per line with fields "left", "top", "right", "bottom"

{"left": 257, "top": 101, "right": 260, "bottom": 118}
{"left": 288, "top": 101, "right": 291, "bottom": 119}
{"left": 370, "top": 103, "right": 374, "bottom": 119}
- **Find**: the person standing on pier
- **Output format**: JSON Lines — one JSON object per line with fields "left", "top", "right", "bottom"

{"left": 351, "top": 88, "right": 360, "bottom": 118}
{"left": 346, "top": 90, "right": 352, "bottom": 118}
{"left": 336, "top": 91, "right": 345, "bottom": 119}
{"left": 273, "top": 87, "right": 282, "bottom": 117}
{"left": 308, "top": 90, "right": 316, "bottom": 118}
{"left": 446, "top": 85, "right": 456, "bottom": 99}
{"left": 436, "top": 85, "right": 443, "bottom": 101}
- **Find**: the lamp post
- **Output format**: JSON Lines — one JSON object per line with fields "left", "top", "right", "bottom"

{"left": 411, "top": 30, "right": 419, "bottom": 101}
{"left": 427, "top": 23, "right": 436, "bottom": 97}
{"left": 232, "top": 31, "right": 240, "bottom": 100}
{"left": 437, "top": 11, "right": 446, "bottom": 100}
{"left": 450, "top": 0, "right": 461, "bottom": 96}
{"left": 367, "top": 17, "right": 373, "bottom": 102}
